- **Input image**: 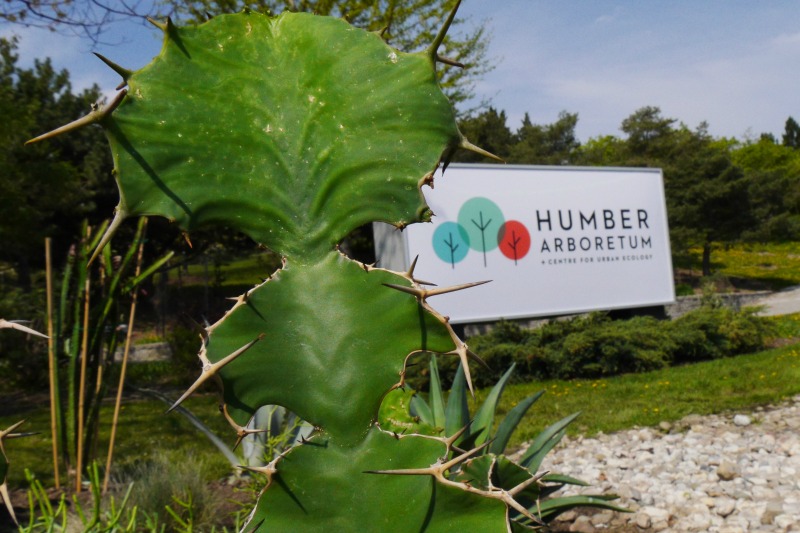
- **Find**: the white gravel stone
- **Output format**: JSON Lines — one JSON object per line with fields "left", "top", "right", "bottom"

{"left": 534, "top": 394, "right": 800, "bottom": 532}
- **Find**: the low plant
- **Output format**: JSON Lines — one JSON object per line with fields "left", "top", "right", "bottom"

{"left": 119, "top": 451, "right": 226, "bottom": 531}
{"left": 22, "top": 463, "right": 137, "bottom": 532}
{"left": 384, "top": 356, "right": 626, "bottom": 526}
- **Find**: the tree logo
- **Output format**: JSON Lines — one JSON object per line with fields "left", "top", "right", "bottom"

{"left": 432, "top": 197, "right": 530, "bottom": 268}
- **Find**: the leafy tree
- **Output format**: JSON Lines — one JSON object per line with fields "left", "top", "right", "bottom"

{"left": 782, "top": 116, "right": 800, "bottom": 149}
{"left": 0, "top": 37, "right": 112, "bottom": 290}
{"left": 508, "top": 111, "right": 580, "bottom": 165}
{"left": 733, "top": 136, "right": 800, "bottom": 241}
{"left": 666, "top": 129, "right": 750, "bottom": 275}
{"left": 619, "top": 105, "right": 677, "bottom": 161}
{"left": 0, "top": 0, "right": 490, "bottom": 107}
{"left": 575, "top": 134, "right": 626, "bottom": 166}
{"left": 585, "top": 108, "right": 751, "bottom": 276}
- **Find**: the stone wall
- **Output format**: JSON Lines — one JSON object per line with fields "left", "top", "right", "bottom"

{"left": 113, "top": 342, "right": 172, "bottom": 363}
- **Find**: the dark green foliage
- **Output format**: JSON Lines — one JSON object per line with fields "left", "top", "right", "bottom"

{"left": 0, "top": 286, "right": 49, "bottom": 388}
{"left": 783, "top": 116, "right": 800, "bottom": 149}
{"left": 0, "top": 38, "right": 114, "bottom": 290}
{"left": 509, "top": 111, "right": 580, "bottom": 165}
{"left": 466, "top": 307, "right": 772, "bottom": 384}
{"left": 455, "top": 108, "right": 581, "bottom": 165}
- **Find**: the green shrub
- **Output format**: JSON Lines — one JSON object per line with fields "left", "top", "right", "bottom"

{"left": 465, "top": 306, "right": 772, "bottom": 383}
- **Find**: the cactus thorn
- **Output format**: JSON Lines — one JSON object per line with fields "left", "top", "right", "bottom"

{"left": 382, "top": 282, "right": 422, "bottom": 298}
{"left": 372, "top": 26, "right": 389, "bottom": 38}
{"left": 0, "top": 320, "right": 47, "bottom": 338}
{"left": 406, "top": 255, "right": 419, "bottom": 278}
{"left": 364, "top": 466, "right": 433, "bottom": 477}
{"left": 428, "top": 0, "right": 462, "bottom": 58}
{"left": 169, "top": 334, "right": 265, "bottom": 412}
{"left": 424, "top": 280, "right": 490, "bottom": 298}
{"left": 88, "top": 209, "right": 126, "bottom": 265}
{"left": 508, "top": 470, "right": 548, "bottom": 497}
{"left": 443, "top": 423, "right": 470, "bottom": 450}
{"left": 26, "top": 89, "right": 126, "bottom": 145}
{"left": 0, "top": 420, "right": 26, "bottom": 440}
{"left": 383, "top": 279, "right": 488, "bottom": 301}
{"left": 418, "top": 170, "right": 435, "bottom": 189}
{"left": 0, "top": 420, "right": 27, "bottom": 525}
{"left": 459, "top": 137, "right": 504, "bottom": 162}
{"left": 403, "top": 256, "right": 438, "bottom": 286}
{"left": 446, "top": 343, "right": 476, "bottom": 397}
{"left": 238, "top": 464, "right": 277, "bottom": 477}
{"left": 222, "top": 405, "right": 268, "bottom": 450}
{"left": 0, "top": 484, "right": 15, "bottom": 526}
{"left": 93, "top": 53, "right": 132, "bottom": 84}
{"left": 147, "top": 16, "right": 167, "bottom": 30}
{"left": 435, "top": 54, "right": 464, "bottom": 68}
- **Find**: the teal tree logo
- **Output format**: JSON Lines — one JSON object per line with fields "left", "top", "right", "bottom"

{"left": 458, "top": 197, "right": 504, "bottom": 267}
{"left": 432, "top": 197, "right": 531, "bottom": 268}
{"left": 433, "top": 222, "right": 469, "bottom": 268}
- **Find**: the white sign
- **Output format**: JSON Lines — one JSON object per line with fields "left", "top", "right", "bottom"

{"left": 375, "top": 164, "right": 675, "bottom": 324}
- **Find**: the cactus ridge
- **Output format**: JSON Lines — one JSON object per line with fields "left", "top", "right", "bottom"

{"left": 25, "top": 5, "right": 547, "bottom": 531}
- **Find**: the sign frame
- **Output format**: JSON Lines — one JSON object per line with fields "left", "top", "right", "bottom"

{"left": 374, "top": 164, "right": 675, "bottom": 324}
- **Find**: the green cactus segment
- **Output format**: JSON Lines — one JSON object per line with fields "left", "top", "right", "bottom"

{"left": 208, "top": 252, "right": 455, "bottom": 443}
{"left": 104, "top": 11, "right": 459, "bottom": 261}
{"left": 248, "top": 428, "right": 507, "bottom": 532}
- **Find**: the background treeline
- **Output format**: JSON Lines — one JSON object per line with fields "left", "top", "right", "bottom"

{"left": 3, "top": 32, "right": 800, "bottom": 295}
{"left": 457, "top": 107, "right": 800, "bottom": 276}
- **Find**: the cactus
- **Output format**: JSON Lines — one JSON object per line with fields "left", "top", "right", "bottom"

{"left": 28, "top": 4, "right": 602, "bottom": 531}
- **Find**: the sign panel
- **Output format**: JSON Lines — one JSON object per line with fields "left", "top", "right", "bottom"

{"left": 380, "top": 164, "right": 675, "bottom": 324}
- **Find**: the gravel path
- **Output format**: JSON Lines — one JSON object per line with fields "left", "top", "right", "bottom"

{"left": 540, "top": 395, "right": 800, "bottom": 532}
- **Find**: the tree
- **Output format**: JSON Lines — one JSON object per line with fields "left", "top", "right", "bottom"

{"left": 782, "top": 116, "right": 800, "bottom": 149}
{"left": 733, "top": 136, "right": 800, "bottom": 241}
{"left": 508, "top": 111, "right": 580, "bottom": 165}
{"left": 666, "top": 130, "right": 751, "bottom": 276}
{"left": 0, "top": 37, "right": 112, "bottom": 290}
{"left": 0, "top": 0, "right": 491, "bottom": 107}
{"left": 591, "top": 107, "right": 752, "bottom": 276}
{"left": 619, "top": 105, "right": 677, "bottom": 160}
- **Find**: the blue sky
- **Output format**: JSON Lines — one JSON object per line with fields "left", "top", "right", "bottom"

{"left": 2, "top": 1, "right": 799, "bottom": 142}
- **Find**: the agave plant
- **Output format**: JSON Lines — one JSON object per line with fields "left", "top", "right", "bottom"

{"left": 400, "top": 357, "right": 626, "bottom": 526}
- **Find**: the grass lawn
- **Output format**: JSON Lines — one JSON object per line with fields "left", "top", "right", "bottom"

{"left": 679, "top": 242, "right": 800, "bottom": 289}
{"left": 0, "top": 390, "right": 232, "bottom": 490}
{"left": 4, "top": 337, "right": 800, "bottom": 493}
{"left": 489, "top": 341, "right": 800, "bottom": 449}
